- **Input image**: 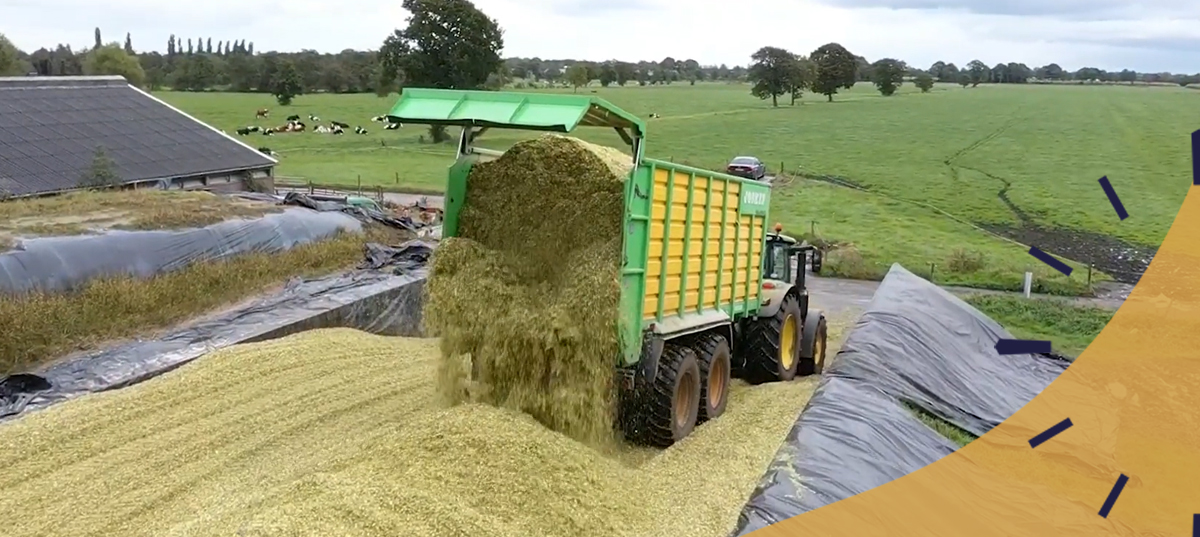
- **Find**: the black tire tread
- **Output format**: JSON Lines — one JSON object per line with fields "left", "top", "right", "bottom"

{"left": 742, "top": 294, "right": 802, "bottom": 384}
{"left": 690, "top": 333, "right": 731, "bottom": 422}
{"left": 642, "top": 344, "right": 700, "bottom": 447}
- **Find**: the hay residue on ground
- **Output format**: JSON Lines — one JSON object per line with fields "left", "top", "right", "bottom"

{"left": 424, "top": 134, "right": 632, "bottom": 448}
{"left": 0, "top": 328, "right": 826, "bottom": 537}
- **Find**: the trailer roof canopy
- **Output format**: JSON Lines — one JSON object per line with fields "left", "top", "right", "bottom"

{"left": 385, "top": 88, "right": 645, "bottom": 136}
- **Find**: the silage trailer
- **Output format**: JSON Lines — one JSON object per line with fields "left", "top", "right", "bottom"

{"left": 387, "top": 88, "right": 829, "bottom": 447}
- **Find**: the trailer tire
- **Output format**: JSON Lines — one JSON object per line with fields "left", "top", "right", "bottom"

{"left": 690, "top": 334, "right": 731, "bottom": 423}
{"left": 798, "top": 312, "right": 828, "bottom": 376}
{"left": 741, "top": 293, "right": 803, "bottom": 384}
{"left": 641, "top": 344, "right": 702, "bottom": 447}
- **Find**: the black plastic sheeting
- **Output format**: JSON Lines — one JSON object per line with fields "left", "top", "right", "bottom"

{"left": 282, "top": 192, "right": 422, "bottom": 231}
{"left": 0, "top": 240, "right": 433, "bottom": 422}
{"left": 733, "top": 264, "right": 1071, "bottom": 535}
{"left": 0, "top": 208, "right": 364, "bottom": 294}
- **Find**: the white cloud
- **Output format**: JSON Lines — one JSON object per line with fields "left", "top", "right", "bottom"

{"left": 3, "top": 0, "right": 1196, "bottom": 72}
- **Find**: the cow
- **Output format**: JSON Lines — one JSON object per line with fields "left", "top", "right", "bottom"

{"left": 257, "top": 147, "right": 279, "bottom": 157}
{"left": 331, "top": 120, "right": 350, "bottom": 129}
{"left": 332, "top": 125, "right": 345, "bottom": 135}
{"left": 384, "top": 122, "right": 401, "bottom": 130}
{"left": 648, "top": 113, "right": 661, "bottom": 119}
{"left": 262, "top": 128, "right": 275, "bottom": 136}
{"left": 354, "top": 126, "right": 368, "bottom": 134}
{"left": 256, "top": 108, "right": 270, "bottom": 119}
{"left": 236, "top": 127, "right": 253, "bottom": 136}
{"left": 308, "top": 114, "right": 321, "bottom": 122}
{"left": 313, "top": 125, "right": 331, "bottom": 134}
{"left": 286, "top": 114, "right": 301, "bottom": 122}
{"left": 371, "top": 115, "right": 387, "bottom": 123}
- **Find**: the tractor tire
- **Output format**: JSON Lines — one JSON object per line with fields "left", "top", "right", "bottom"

{"left": 811, "top": 249, "right": 823, "bottom": 274}
{"left": 690, "top": 333, "right": 731, "bottom": 423}
{"left": 641, "top": 344, "right": 702, "bottom": 447}
{"left": 741, "top": 293, "right": 804, "bottom": 384}
{"left": 798, "top": 312, "right": 829, "bottom": 376}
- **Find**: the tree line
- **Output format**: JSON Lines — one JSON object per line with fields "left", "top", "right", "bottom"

{"left": 1, "top": 0, "right": 1197, "bottom": 103}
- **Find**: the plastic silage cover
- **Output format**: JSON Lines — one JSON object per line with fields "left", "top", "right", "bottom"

{"left": 0, "top": 208, "right": 363, "bottom": 294}
{"left": 733, "top": 264, "right": 1070, "bottom": 535}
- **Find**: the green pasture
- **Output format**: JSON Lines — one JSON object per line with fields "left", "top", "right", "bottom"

{"left": 157, "top": 82, "right": 1197, "bottom": 294}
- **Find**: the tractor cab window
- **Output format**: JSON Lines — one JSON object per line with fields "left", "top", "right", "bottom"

{"left": 764, "top": 242, "right": 791, "bottom": 282}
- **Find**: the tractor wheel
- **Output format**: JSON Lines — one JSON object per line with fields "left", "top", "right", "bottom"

{"left": 741, "top": 293, "right": 804, "bottom": 384}
{"left": 798, "top": 312, "right": 829, "bottom": 376}
{"left": 641, "top": 344, "right": 702, "bottom": 447}
{"left": 690, "top": 333, "right": 731, "bottom": 423}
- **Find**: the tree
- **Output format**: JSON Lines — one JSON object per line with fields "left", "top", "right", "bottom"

{"left": 870, "top": 58, "right": 905, "bottom": 96}
{"left": 565, "top": 64, "right": 589, "bottom": 92}
{"left": 187, "top": 39, "right": 193, "bottom": 55}
{"left": 94, "top": 28, "right": 102, "bottom": 50}
{"left": 271, "top": 60, "right": 302, "bottom": 105}
{"left": 747, "top": 46, "right": 798, "bottom": 107}
{"left": 167, "top": 35, "right": 176, "bottom": 58}
{"left": 967, "top": 60, "right": 988, "bottom": 86}
{"left": 929, "top": 61, "right": 947, "bottom": 80}
{"left": 615, "top": 62, "right": 634, "bottom": 86}
{"left": 810, "top": 43, "right": 857, "bottom": 101}
{"left": 0, "top": 33, "right": 29, "bottom": 76}
{"left": 788, "top": 56, "right": 815, "bottom": 105}
{"left": 379, "top": 0, "right": 503, "bottom": 142}
{"left": 958, "top": 72, "right": 971, "bottom": 88}
{"left": 915, "top": 72, "right": 934, "bottom": 93}
{"left": 123, "top": 33, "right": 134, "bottom": 55}
{"left": 79, "top": 146, "right": 122, "bottom": 188}
{"left": 598, "top": 63, "right": 616, "bottom": 87}
{"left": 206, "top": 38, "right": 213, "bottom": 55}
{"left": 83, "top": 44, "right": 146, "bottom": 87}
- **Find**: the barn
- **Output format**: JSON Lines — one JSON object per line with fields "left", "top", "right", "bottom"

{"left": 0, "top": 75, "right": 276, "bottom": 198}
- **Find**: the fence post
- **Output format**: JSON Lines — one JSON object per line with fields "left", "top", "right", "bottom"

{"left": 1087, "top": 264, "right": 1093, "bottom": 285}
{"left": 357, "top": 175, "right": 362, "bottom": 195}
{"left": 395, "top": 172, "right": 400, "bottom": 185}
{"left": 1024, "top": 271, "right": 1033, "bottom": 298}
{"left": 307, "top": 181, "right": 314, "bottom": 195}
{"left": 929, "top": 263, "right": 936, "bottom": 282}
{"left": 810, "top": 220, "right": 816, "bottom": 237}
{"left": 780, "top": 161, "right": 785, "bottom": 174}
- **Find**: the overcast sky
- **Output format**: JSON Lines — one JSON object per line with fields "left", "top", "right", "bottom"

{"left": 3, "top": 0, "right": 1198, "bottom": 73}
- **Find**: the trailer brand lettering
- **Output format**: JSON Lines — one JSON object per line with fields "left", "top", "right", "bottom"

{"left": 745, "top": 191, "right": 767, "bottom": 206}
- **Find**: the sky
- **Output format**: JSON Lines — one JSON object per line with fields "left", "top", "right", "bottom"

{"left": 3, "top": 0, "right": 1198, "bottom": 73}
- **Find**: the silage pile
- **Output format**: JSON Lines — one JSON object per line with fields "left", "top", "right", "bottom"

{"left": 0, "top": 327, "right": 827, "bottom": 537}
{"left": 423, "top": 134, "right": 632, "bottom": 447}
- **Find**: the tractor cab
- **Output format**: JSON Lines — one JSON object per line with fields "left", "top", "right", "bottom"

{"left": 762, "top": 223, "right": 822, "bottom": 290}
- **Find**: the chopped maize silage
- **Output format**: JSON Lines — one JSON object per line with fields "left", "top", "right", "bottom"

{"left": 0, "top": 324, "right": 845, "bottom": 537}
{"left": 424, "top": 134, "right": 633, "bottom": 448}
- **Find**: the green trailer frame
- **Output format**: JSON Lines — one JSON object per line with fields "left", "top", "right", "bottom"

{"left": 387, "top": 88, "right": 827, "bottom": 447}
{"left": 387, "top": 88, "right": 770, "bottom": 367}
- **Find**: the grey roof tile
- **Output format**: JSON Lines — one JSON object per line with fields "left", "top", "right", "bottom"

{"left": 0, "top": 76, "right": 275, "bottom": 197}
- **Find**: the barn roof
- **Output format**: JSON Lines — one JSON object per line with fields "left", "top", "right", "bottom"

{"left": 0, "top": 75, "right": 276, "bottom": 197}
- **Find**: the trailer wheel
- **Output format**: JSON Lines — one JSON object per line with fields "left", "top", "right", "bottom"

{"left": 690, "top": 334, "right": 731, "bottom": 423}
{"left": 642, "top": 344, "right": 702, "bottom": 447}
{"left": 741, "top": 293, "right": 803, "bottom": 384}
{"left": 798, "top": 312, "right": 829, "bottom": 376}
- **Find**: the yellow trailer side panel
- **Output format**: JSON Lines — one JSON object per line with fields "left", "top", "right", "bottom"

{"left": 644, "top": 167, "right": 764, "bottom": 321}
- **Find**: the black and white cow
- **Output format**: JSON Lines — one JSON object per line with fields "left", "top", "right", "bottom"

{"left": 371, "top": 115, "right": 387, "bottom": 123}
{"left": 286, "top": 114, "right": 301, "bottom": 122}
{"left": 354, "top": 126, "right": 368, "bottom": 134}
{"left": 308, "top": 114, "right": 321, "bottom": 122}
{"left": 384, "top": 122, "right": 401, "bottom": 130}
{"left": 331, "top": 120, "right": 350, "bottom": 129}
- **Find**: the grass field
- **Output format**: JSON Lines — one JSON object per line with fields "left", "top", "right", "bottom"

{"left": 158, "top": 82, "right": 1197, "bottom": 293}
